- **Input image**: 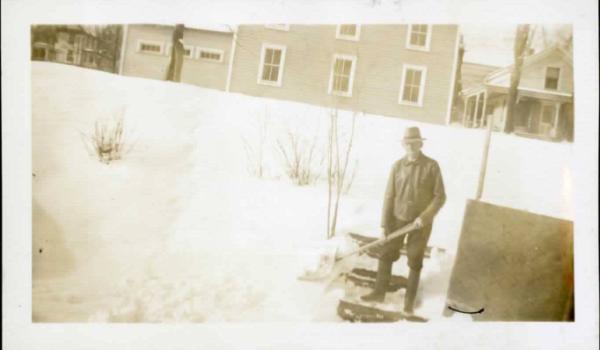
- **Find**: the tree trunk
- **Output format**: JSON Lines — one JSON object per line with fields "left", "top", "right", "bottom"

{"left": 504, "top": 24, "right": 530, "bottom": 134}
{"left": 112, "top": 26, "right": 122, "bottom": 73}
{"left": 166, "top": 24, "right": 185, "bottom": 82}
{"left": 330, "top": 113, "right": 356, "bottom": 237}
{"left": 452, "top": 36, "right": 465, "bottom": 122}
{"left": 326, "top": 110, "right": 357, "bottom": 239}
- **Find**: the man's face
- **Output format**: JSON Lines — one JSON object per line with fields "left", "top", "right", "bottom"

{"left": 402, "top": 141, "right": 423, "bottom": 158}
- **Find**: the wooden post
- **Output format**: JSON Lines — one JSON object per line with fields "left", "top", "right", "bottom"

{"left": 481, "top": 91, "right": 488, "bottom": 128}
{"left": 476, "top": 93, "right": 493, "bottom": 200}
{"left": 501, "top": 96, "right": 509, "bottom": 131}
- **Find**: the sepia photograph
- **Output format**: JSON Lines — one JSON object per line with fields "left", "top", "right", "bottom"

{"left": 31, "top": 22, "right": 575, "bottom": 322}
{"left": 3, "top": 0, "right": 598, "bottom": 349}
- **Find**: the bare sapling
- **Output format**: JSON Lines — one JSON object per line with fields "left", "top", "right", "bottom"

{"left": 326, "top": 110, "right": 358, "bottom": 238}
{"left": 242, "top": 108, "right": 270, "bottom": 178}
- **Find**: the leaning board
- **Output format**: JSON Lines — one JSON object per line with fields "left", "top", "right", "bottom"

{"left": 445, "top": 200, "right": 574, "bottom": 321}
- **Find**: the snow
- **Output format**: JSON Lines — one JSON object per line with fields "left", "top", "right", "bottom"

{"left": 32, "top": 62, "right": 573, "bottom": 322}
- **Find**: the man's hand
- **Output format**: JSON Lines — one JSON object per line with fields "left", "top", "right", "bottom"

{"left": 413, "top": 217, "right": 423, "bottom": 229}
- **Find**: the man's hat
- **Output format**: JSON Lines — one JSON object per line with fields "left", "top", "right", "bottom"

{"left": 402, "top": 126, "right": 426, "bottom": 143}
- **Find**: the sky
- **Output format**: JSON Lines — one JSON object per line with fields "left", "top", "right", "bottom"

{"left": 460, "top": 24, "right": 516, "bottom": 67}
{"left": 460, "top": 24, "right": 573, "bottom": 67}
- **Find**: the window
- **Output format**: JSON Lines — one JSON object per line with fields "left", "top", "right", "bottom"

{"left": 181, "top": 45, "right": 194, "bottom": 58}
{"left": 137, "top": 40, "right": 164, "bottom": 55}
{"left": 336, "top": 25, "right": 361, "bottom": 41}
{"left": 165, "top": 44, "right": 194, "bottom": 58}
{"left": 328, "top": 54, "right": 357, "bottom": 97}
{"left": 68, "top": 33, "right": 75, "bottom": 45}
{"left": 545, "top": 67, "right": 560, "bottom": 90}
{"left": 406, "top": 24, "right": 431, "bottom": 51}
{"left": 399, "top": 64, "right": 427, "bottom": 106}
{"left": 264, "top": 24, "right": 290, "bottom": 31}
{"left": 257, "top": 44, "right": 286, "bottom": 86}
{"left": 66, "top": 50, "right": 74, "bottom": 63}
{"left": 197, "top": 48, "right": 224, "bottom": 62}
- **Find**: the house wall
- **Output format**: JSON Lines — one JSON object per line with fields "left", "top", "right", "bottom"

{"left": 229, "top": 25, "right": 459, "bottom": 125}
{"left": 121, "top": 25, "right": 232, "bottom": 91}
{"left": 559, "top": 103, "right": 574, "bottom": 141}
{"left": 519, "top": 51, "right": 573, "bottom": 94}
{"left": 53, "top": 32, "right": 87, "bottom": 65}
{"left": 515, "top": 100, "right": 540, "bottom": 130}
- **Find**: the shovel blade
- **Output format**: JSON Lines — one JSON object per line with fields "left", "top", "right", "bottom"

{"left": 297, "top": 247, "right": 338, "bottom": 281}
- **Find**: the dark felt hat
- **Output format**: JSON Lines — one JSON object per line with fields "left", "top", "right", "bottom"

{"left": 402, "top": 126, "right": 426, "bottom": 143}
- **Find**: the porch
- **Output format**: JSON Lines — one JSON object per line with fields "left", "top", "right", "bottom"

{"left": 32, "top": 42, "right": 54, "bottom": 61}
{"left": 461, "top": 86, "right": 574, "bottom": 142}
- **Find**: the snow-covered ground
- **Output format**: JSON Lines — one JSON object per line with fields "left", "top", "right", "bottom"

{"left": 32, "top": 62, "right": 573, "bottom": 322}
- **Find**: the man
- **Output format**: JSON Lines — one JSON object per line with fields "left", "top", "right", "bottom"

{"left": 361, "top": 126, "right": 446, "bottom": 315}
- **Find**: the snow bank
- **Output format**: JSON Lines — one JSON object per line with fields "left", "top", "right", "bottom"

{"left": 32, "top": 62, "right": 572, "bottom": 322}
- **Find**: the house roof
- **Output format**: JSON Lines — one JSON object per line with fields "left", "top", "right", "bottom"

{"left": 492, "top": 85, "right": 573, "bottom": 103}
{"left": 52, "top": 25, "right": 100, "bottom": 38}
{"left": 186, "top": 24, "right": 234, "bottom": 33}
{"left": 461, "top": 44, "right": 573, "bottom": 100}
{"left": 132, "top": 23, "right": 234, "bottom": 34}
{"left": 483, "top": 44, "right": 573, "bottom": 85}
{"left": 461, "top": 62, "right": 499, "bottom": 91}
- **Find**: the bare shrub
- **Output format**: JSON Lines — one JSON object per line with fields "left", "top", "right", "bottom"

{"left": 82, "top": 113, "right": 133, "bottom": 164}
{"left": 276, "top": 128, "right": 322, "bottom": 186}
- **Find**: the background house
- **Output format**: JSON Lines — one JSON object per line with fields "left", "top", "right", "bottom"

{"left": 228, "top": 24, "right": 460, "bottom": 125}
{"left": 449, "top": 61, "right": 499, "bottom": 125}
{"left": 461, "top": 45, "right": 574, "bottom": 142}
{"left": 119, "top": 24, "right": 234, "bottom": 91}
{"left": 116, "top": 24, "right": 459, "bottom": 125}
{"left": 31, "top": 25, "right": 120, "bottom": 73}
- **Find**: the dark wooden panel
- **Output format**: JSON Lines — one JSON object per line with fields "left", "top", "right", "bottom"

{"left": 445, "top": 200, "right": 574, "bottom": 321}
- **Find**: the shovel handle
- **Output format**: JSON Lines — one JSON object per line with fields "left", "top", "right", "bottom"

{"left": 335, "top": 223, "right": 418, "bottom": 262}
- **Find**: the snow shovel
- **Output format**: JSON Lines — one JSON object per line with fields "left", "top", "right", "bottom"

{"left": 298, "top": 222, "right": 418, "bottom": 282}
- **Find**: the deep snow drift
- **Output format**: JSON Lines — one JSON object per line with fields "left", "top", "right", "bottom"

{"left": 32, "top": 62, "right": 573, "bottom": 322}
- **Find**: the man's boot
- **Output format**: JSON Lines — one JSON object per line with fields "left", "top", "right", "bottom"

{"left": 404, "top": 268, "right": 421, "bottom": 313}
{"left": 361, "top": 259, "right": 392, "bottom": 302}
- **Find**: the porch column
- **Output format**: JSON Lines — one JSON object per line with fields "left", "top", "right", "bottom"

{"left": 462, "top": 95, "right": 470, "bottom": 127}
{"left": 501, "top": 97, "right": 509, "bottom": 132}
{"left": 473, "top": 94, "right": 480, "bottom": 128}
{"left": 481, "top": 90, "right": 488, "bottom": 128}
{"left": 552, "top": 101, "right": 562, "bottom": 138}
